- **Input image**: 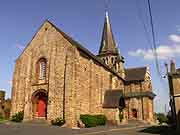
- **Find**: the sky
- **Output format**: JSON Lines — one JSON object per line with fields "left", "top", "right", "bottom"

{"left": 1, "top": 0, "right": 180, "bottom": 113}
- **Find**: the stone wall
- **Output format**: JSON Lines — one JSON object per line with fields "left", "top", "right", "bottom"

{"left": 75, "top": 50, "right": 124, "bottom": 123}
{"left": 11, "top": 21, "right": 73, "bottom": 123}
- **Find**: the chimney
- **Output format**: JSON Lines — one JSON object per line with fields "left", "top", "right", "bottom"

{"left": 0, "top": 90, "right": 5, "bottom": 102}
{"left": 170, "top": 60, "right": 176, "bottom": 73}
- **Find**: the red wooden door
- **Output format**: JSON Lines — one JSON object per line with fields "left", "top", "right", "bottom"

{"left": 38, "top": 98, "right": 46, "bottom": 117}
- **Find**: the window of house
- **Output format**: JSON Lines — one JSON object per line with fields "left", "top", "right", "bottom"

{"left": 37, "top": 58, "right": 47, "bottom": 80}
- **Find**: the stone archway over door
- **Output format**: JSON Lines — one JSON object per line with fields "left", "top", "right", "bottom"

{"left": 32, "top": 90, "right": 48, "bottom": 119}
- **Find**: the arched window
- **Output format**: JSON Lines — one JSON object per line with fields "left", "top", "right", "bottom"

{"left": 37, "top": 58, "right": 47, "bottom": 80}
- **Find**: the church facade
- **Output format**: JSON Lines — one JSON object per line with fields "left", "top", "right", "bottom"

{"left": 11, "top": 13, "right": 155, "bottom": 127}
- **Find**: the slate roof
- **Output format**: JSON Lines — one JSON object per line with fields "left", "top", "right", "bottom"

{"left": 103, "top": 90, "right": 125, "bottom": 108}
{"left": 125, "top": 67, "right": 147, "bottom": 82}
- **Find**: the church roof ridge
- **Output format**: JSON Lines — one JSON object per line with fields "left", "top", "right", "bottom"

{"left": 125, "top": 66, "right": 147, "bottom": 70}
{"left": 47, "top": 20, "right": 124, "bottom": 81}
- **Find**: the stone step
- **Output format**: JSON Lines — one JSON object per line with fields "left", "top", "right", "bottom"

{"left": 128, "top": 119, "right": 149, "bottom": 126}
{"left": 23, "top": 119, "right": 49, "bottom": 125}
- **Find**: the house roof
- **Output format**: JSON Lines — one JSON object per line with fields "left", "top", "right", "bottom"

{"left": 125, "top": 67, "right": 147, "bottom": 82}
{"left": 103, "top": 90, "right": 125, "bottom": 108}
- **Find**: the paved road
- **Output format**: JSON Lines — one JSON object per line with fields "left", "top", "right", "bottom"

{"left": 0, "top": 122, "right": 161, "bottom": 135}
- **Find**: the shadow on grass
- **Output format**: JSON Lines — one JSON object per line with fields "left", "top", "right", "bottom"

{"left": 139, "top": 126, "right": 180, "bottom": 135}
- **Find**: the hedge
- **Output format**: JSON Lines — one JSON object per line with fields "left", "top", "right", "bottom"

{"left": 80, "top": 114, "right": 107, "bottom": 128}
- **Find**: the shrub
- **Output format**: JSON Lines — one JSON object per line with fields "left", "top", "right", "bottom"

{"left": 80, "top": 114, "right": 107, "bottom": 128}
{"left": 156, "top": 113, "right": 168, "bottom": 125}
{"left": 0, "top": 114, "right": 3, "bottom": 120}
{"left": 51, "top": 117, "right": 65, "bottom": 126}
{"left": 11, "top": 111, "right": 24, "bottom": 122}
{"left": 119, "top": 113, "right": 124, "bottom": 122}
{"left": 0, "top": 115, "right": 4, "bottom": 121}
{"left": 95, "top": 115, "right": 107, "bottom": 125}
{"left": 80, "top": 114, "right": 97, "bottom": 128}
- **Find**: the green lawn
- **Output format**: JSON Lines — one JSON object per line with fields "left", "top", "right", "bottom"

{"left": 0, "top": 118, "right": 7, "bottom": 124}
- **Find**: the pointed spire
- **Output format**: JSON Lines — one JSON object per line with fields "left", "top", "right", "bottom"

{"left": 98, "top": 11, "right": 119, "bottom": 55}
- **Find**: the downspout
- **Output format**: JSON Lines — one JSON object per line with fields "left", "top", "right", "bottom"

{"left": 63, "top": 54, "right": 68, "bottom": 120}
{"left": 47, "top": 46, "right": 52, "bottom": 120}
{"left": 140, "top": 82, "right": 144, "bottom": 120}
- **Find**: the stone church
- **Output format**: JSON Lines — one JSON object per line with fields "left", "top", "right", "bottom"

{"left": 11, "top": 12, "right": 155, "bottom": 127}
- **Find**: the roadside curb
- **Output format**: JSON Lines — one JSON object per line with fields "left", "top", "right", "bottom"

{"left": 77, "top": 125, "right": 151, "bottom": 135}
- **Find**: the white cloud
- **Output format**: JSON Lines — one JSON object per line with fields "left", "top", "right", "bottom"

{"left": 169, "top": 34, "right": 180, "bottom": 43}
{"left": 128, "top": 33, "right": 180, "bottom": 60}
{"left": 128, "top": 45, "right": 180, "bottom": 60}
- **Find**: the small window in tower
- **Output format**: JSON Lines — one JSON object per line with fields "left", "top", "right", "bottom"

{"left": 103, "top": 58, "right": 106, "bottom": 63}
{"left": 106, "top": 58, "right": 108, "bottom": 64}
{"left": 111, "top": 57, "right": 114, "bottom": 64}
{"left": 148, "top": 83, "right": 152, "bottom": 89}
{"left": 115, "top": 57, "right": 117, "bottom": 62}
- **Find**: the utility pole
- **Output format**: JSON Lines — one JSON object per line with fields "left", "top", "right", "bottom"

{"left": 165, "top": 62, "right": 177, "bottom": 128}
{"left": 165, "top": 104, "right": 167, "bottom": 115}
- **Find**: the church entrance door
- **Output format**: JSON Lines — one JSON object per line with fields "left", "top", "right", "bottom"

{"left": 32, "top": 90, "right": 47, "bottom": 119}
{"left": 132, "top": 109, "right": 138, "bottom": 118}
{"left": 37, "top": 95, "right": 46, "bottom": 117}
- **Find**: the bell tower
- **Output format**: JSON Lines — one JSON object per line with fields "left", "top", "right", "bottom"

{"left": 97, "top": 12, "right": 125, "bottom": 78}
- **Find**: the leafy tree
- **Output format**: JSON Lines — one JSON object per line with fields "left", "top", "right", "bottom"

{"left": 156, "top": 113, "right": 168, "bottom": 125}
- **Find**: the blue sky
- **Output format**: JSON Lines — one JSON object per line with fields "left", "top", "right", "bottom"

{"left": 1, "top": 0, "right": 180, "bottom": 113}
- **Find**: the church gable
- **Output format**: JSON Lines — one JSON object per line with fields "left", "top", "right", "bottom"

{"left": 17, "top": 20, "right": 71, "bottom": 61}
